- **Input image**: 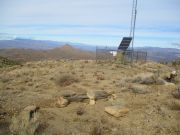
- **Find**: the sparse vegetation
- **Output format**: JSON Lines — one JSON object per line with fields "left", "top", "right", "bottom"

{"left": 169, "top": 100, "right": 180, "bottom": 110}
{"left": 0, "top": 60, "right": 179, "bottom": 135}
{"left": 76, "top": 106, "right": 85, "bottom": 116}
{"left": 89, "top": 123, "right": 102, "bottom": 135}
{"left": 129, "top": 73, "right": 165, "bottom": 85}
{"left": 172, "top": 86, "right": 180, "bottom": 99}
{"left": 0, "top": 56, "right": 21, "bottom": 68}
{"left": 55, "top": 73, "right": 79, "bottom": 86}
{"left": 172, "top": 59, "right": 180, "bottom": 67}
{"left": 10, "top": 106, "right": 40, "bottom": 135}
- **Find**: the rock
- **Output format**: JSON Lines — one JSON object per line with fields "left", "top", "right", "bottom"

{"left": 55, "top": 97, "right": 69, "bottom": 108}
{"left": 60, "top": 91, "right": 76, "bottom": 97}
{"left": 90, "top": 99, "right": 96, "bottom": 105}
{"left": 105, "top": 105, "right": 129, "bottom": 117}
{"left": 65, "top": 94, "right": 88, "bottom": 102}
{"left": 24, "top": 105, "right": 38, "bottom": 112}
{"left": 87, "top": 90, "right": 110, "bottom": 105}
{"left": 87, "top": 90, "right": 95, "bottom": 100}
{"left": 112, "top": 94, "right": 117, "bottom": 99}
{"left": 165, "top": 71, "right": 177, "bottom": 82}
{"left": 87, "top": 91, "right": 96, "bottom": 105}
{"left": 95, "top": 90, "right": 110, "bottom": 99}
{"left": 87, "top": 90, "right": 110, "bottom": 99}
{"left": 171, "top": 71, "right": 177, "bottom": 76}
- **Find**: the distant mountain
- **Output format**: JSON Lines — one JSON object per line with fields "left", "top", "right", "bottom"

{"left": 0, "top": 38, "right": 179, "bottom": 61}
{"left": 0, "top": 38, "right": 65, "bottom": 50}
{"left": 135, "top": 47, "right": 180, "bottom": 61}
{"left": 0, "top": 38, "right": 96, "bottom": 51}
{"left": 0, "top": 44, "right": 95, "bottom": 61}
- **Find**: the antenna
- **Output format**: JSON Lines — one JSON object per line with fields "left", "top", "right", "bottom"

{"left": 130, "top": 0, "right": 138, "bottom": 51}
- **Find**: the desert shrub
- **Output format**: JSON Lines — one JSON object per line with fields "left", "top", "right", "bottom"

{"left": 76, "top": 106, "right": 85, "bottom": 116}
{"left": 171, "top": 60, "right": 180, "bottom": 67}
{"left": 159, "top": 61, "right": 168, "bottom": 65}
{"left": 131, "top": 76, "right": 142, "bottom": 83}
{"left": 0, "top": 76, "right": 11, "bottom": 83}
{"left": 89, "top": 123, "right": 102, "bottom": 135}
{"left": 129, "top": 85, "right": 150, "bottom": 94}
{"left": 10, "top": 107, "right": 40, "bottom": 135}
{"left": 172, "top": 87, "right": 180, "bottom": 99}
{"left": 0, "top": 56, "right": 21, "bottom": 68}
{"left": 93, "top": 71, "right": 105, "bottom": 80}
{"left": 174, "top": 76, "right": 180, "bottom": 84}
{"left": 130, "top": 74, "right": 165, "bottom": 85}
{"left": 115, "top": 52, "right": 124, "bottom": 63}
{"left": 55, "top": 73, "right": 79, "bottom": 87}
{"left": 170, "top": 100, "right": 180, "bottom": 110}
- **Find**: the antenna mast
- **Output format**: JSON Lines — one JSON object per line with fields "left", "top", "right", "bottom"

{"left": 130, "top": 0, "right": 138, "bottom": 51}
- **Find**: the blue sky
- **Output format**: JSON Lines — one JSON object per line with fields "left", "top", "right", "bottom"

{"left": 0, "top": 0, "right": 180, "bottom": 48}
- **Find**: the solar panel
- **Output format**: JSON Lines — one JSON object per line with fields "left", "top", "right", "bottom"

{"left": 118, "top": 37, "right": 132, "bottom": 51}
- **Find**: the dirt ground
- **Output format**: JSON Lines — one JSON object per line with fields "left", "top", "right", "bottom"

{"left": 0, "top": 60, "right": 180, "bottom": 135}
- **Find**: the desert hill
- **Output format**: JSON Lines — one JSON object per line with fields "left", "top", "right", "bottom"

{"left": 0, "top": 59, "right": 179, "bottom": 134}
{"left": 46, "top": 44, "right": 95, "bottom": 60}
{"left": 0, "top": 38, "right": 96, "bottom": 51}
{"left": 0, "top": 39, "right": 180, "bottom": 61}
{"left": 0, "top": 44, "right": 95, "bottom": 61}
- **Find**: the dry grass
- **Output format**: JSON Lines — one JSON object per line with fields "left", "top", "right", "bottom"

{"left": 175, "top": 76, "right": 180, "bottom": 84}
{"left": 169, "top": 100, "right": 180, "bottom": 110}
{"left": 172, "top": 86, "right": 180, "bottom": 99}
{"left": 55, "top": 73, "right": 79, "bottom": 87}
{"left": 89, "top": 123, "right": 102, "bottom": 135}
{"left": 129, "top": 84, "right": 150, "bottom": 94}
{"left": 76, "top": 106, "right": 85, "bottom": 116}
{"left": 10, "top": 110, "right": 40, "bottom": 135}
{"left": 129, "top": 73, "right": 165, "bottom": 85}
{"left": 0, "top": 60, "right": 179, "bottom": 135}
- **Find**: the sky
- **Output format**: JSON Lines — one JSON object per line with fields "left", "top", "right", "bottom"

{"left": 0, "top": 0, "right": 180, "bottom": 48}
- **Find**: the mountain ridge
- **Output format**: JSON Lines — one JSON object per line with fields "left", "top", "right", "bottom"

{"left": 0, "top": 45, "right": 95, "bottom": 61}
{"left": 0, "top": 39, "right": 180, "bottom": 61}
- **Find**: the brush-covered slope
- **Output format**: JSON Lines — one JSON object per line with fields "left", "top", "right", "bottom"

{"left": 0, "top": 56, "right": 21, "bottom": 68}
{"left": 0, "top": 44, "right": 95, "bottom": 61}
{"left": 0, "top": 60, "right": 179, "bottom": 134}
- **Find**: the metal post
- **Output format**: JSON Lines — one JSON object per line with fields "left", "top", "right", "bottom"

{"left": 96, "top": 46, "right": 97, "bottom": 63}
{"left": 132, "top": 0, "right": 137, "bottom": 52}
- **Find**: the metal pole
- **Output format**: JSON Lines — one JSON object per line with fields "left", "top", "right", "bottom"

{"left": 132, "top": 0, "right": 137, "bottom": 51}
{"left": 130, "top": 0, "right": 135, "bottom": 37}
{"left": 96, "top": 46, "right": 97, "bottom": 63}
